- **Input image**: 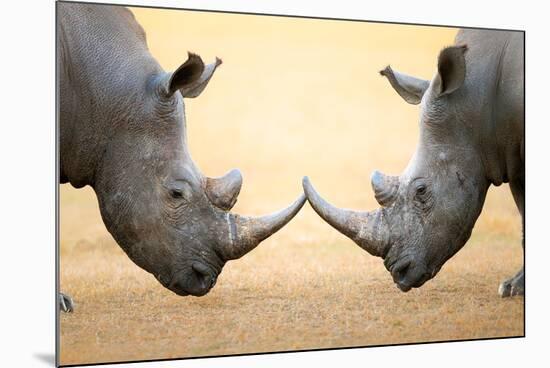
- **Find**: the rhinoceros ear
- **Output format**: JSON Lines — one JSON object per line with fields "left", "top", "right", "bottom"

{"left": 379, "top": 66, "right": 430, "bottom": 105}
{"left": 167, "top": 52, "right": 222, "bottom": 98}
{"left": 167, "top": 53, "right": 222, "bottom": 98}
{"left": 433, "top": 45, "right": 468, "bottom": 96}
{"left": 166, "top": 52, "right": 204, "bottom": 96}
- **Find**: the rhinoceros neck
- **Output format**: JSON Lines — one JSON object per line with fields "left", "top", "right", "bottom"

{"left": 456, "top": 29, "right": 524, "bottom": 187}
{"left": 58, "top": 3, "right": 163, "bottom": 189}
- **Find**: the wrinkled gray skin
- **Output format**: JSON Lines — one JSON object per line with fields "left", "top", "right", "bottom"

{"left": 58, "top": 3, "right": 305, "bottom": 311}
{"left": 304, "top": 29, "right": 524, "bottom": 296}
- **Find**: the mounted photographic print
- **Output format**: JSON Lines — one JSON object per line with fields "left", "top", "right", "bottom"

{"left": 57, "top": 1, "right": 524, "bottom": 366}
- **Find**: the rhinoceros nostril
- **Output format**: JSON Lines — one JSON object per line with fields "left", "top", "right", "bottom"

{"left": 397, "top": 266, "right": 410, "bottom": 283}
{"left": 192, "top": 262, "right": 217, "bottom": 291}
{"left": 192, "top": 262, "right": 210, "bottom": 276}
{"left": 391, "top": 260, "right": 411, "bottom": 283}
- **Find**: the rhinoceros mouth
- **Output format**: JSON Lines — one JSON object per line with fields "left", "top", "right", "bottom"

{"left": 394, "top": 273, "right": 431, "bottom": 292}
{"left": 169, "top": 286, "right": 191, "bottom": 297}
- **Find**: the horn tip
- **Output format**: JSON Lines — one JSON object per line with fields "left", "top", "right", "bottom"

{"left": 295, "top": 193, "right": 307, "bottom": 207}
{"left": 371, "top": 170, "right": 383, "bottom": 187}
{"left": 302, "top": 176, "right": 316, "bottom": 201}
{"left": 302, "top": 176, "right": 313, "bottom": 192}
{"left": 287, "top": 192, "right": 307, "bottom": 216}
{"left": 229, "top": 168, "right": 243, "bottom": 180}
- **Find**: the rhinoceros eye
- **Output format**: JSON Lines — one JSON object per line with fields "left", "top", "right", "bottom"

{"left": 170, "top": 189, "right": 183, "bottom": 199}
{"left": 168, "top": 183, "right": 191, "bottom": 200}
{"left": 166, "top": 179, "right": 193, "bottom": 202}
{"left": 416, "top": 185, "right": 427, "bottom": 196}
{"left": 412, "top": 179, "right": 433, "bottom": 211}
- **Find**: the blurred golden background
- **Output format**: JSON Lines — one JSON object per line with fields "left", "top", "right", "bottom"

{"left": 60, "top": 6, "right": 523, "bottom": 365}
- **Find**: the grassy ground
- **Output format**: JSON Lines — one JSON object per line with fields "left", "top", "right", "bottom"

{"left": 59, "top": 7, "right": 523, "bottom": 366}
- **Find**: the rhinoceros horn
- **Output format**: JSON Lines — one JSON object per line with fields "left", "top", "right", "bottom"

{"left": 206, "top": 169, "right": 243, "bottom": 211}
{"left": 371, "top": 170, "right": 399, "bottom": 207}
{"left": 302, "top": 176, "right": 389, "bottom": 258}
{"left": 220, "top": 194, "right": 307, "bottom": 260}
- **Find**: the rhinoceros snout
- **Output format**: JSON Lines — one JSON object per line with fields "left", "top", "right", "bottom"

{"left": 390, "top": 257, "right": 430, "bottom": 292}
{"left": 168, "top": 262, "right": 218, "bottom": 297}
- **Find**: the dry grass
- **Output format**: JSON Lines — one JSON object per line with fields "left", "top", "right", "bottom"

{"left": 59, "top": 7, "right": 523, "bottom": 366}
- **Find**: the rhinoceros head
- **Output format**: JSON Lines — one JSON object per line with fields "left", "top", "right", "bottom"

{"left": 304, "top": 45, "right": 490, "bottom": 292}
{"left": 95, "top": 53, "right": 305, "bottom": 297}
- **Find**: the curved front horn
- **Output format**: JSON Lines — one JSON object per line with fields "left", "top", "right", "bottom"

{"left": 206, "top": 169, "right": 243, "bottom": 211}
{"left": 371, "top": 170, "right": 399, "bottom": 207}
{"left": 221, "top": 194, "right": 306, "bottom": 260}
{"left": 302, "top": 176, "right": 389, "bottom": 258}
